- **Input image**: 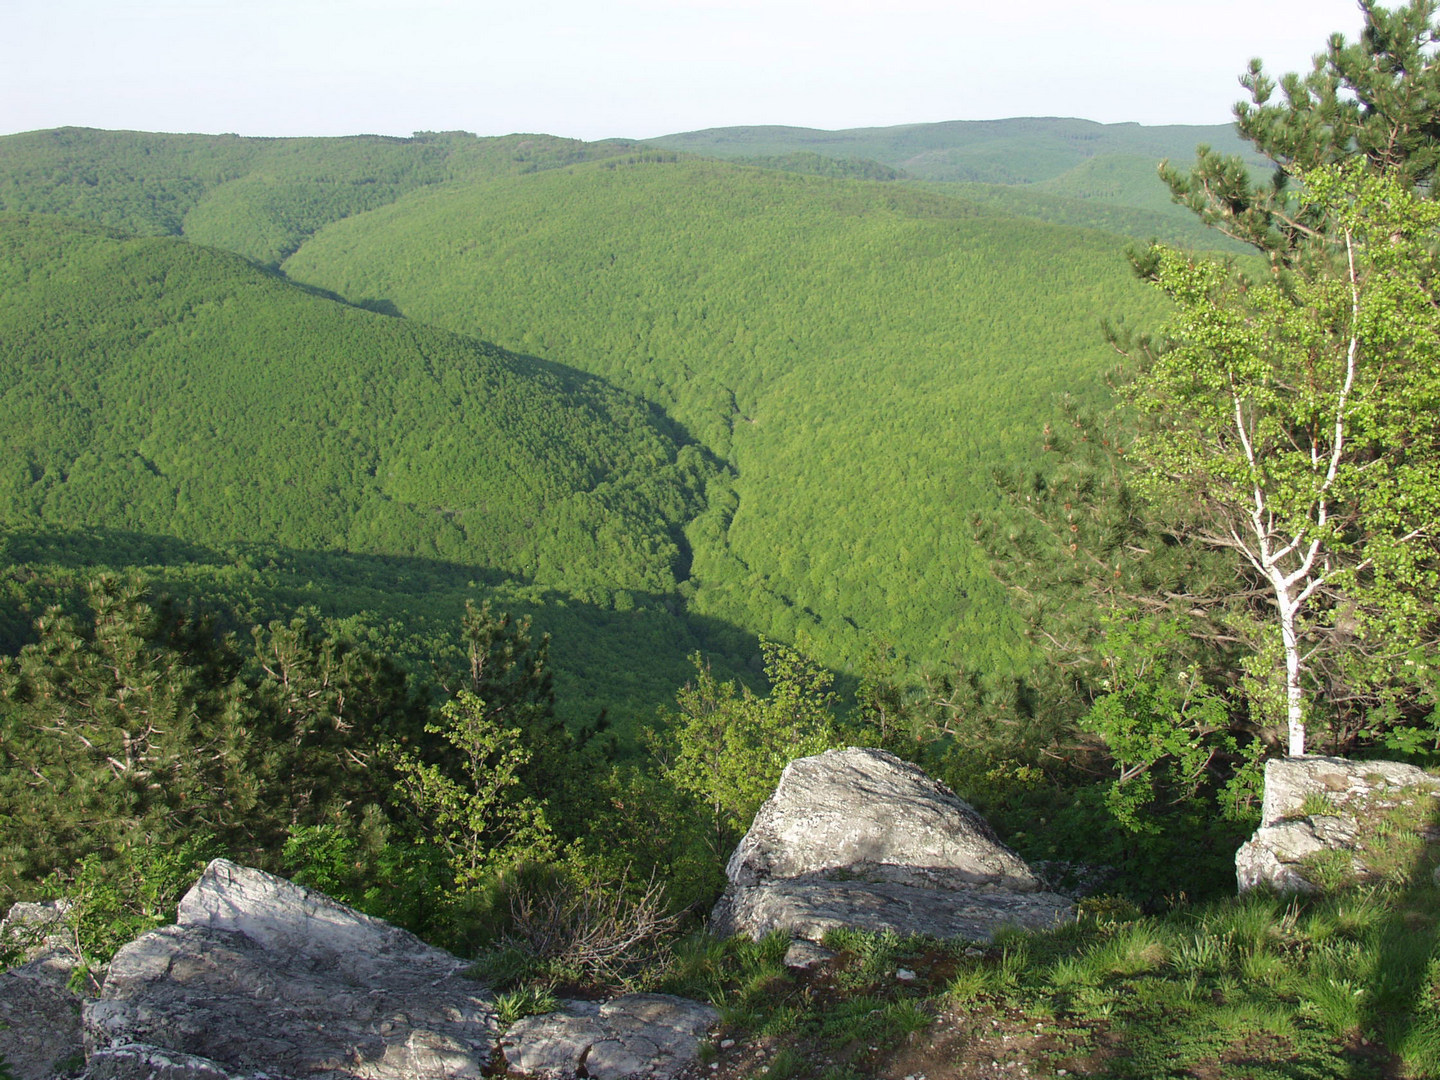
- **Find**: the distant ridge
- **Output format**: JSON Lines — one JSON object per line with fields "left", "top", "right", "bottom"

{"left": 0, "top": 127, "right": 645, "bottom": 266}
{"left": 646, "top": 116, "right": 1258, "bottom": 185}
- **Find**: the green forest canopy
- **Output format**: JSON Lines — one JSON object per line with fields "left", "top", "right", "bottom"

{"left": 0, "top": 213, "right": 738, "bottom": 730}
{"left": 282, "top": 155, "right": 1171, "bottom": 674}
{"left": 0, "top": 122, "right": 1205, "bottom": 718}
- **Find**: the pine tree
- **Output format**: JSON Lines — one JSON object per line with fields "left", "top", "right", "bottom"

{"left": 0, "top": 576, "right": 256, "bottom": 898}
{"left": 1162, "top": 0, "right": 1440, "bottom": 264}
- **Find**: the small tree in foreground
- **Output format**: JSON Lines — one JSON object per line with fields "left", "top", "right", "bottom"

{"left": 652, "top": 640, "right": 840, "bottom": 858}
{"left": 390, "top": 690, "right": 553, "bottom": 888}
{"left": 1129, "top": 166, "right": 1440, "bottom": 756}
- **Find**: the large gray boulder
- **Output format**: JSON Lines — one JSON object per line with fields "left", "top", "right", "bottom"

{"left": 711, "top": 747, "right": 1072, "bottom": 941}
{"left": 82, "top": 859, "right": 496, "bottom": 1080}
{"left": 500, "top": 994, "right": 718, "bottom": 1080}
{"left": 1236, "top": 756, "right": 1440, "bottom": 893}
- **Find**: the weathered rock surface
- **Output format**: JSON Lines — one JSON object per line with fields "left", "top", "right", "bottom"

{"left": 718, "top": 875, "right": 1075, "bottom": 943}
{"left": 0, "top": 969, "right": 85, "bottom": 1080}
{"left": 712, "top": 747, "right": 1072, "bottom": 941}
{"left": 500, "top": 994, "right": 718, "bottom": 1080}
{"left": 726, "top": 747, "right": 1042, "bottom": 891}
{"left": 1, "top": 899, "right": 87, "bottom": 1080}
{"left": 82, "top": 859, "right": 497, "bottom": 1080}
{"left": 1, "top": 899, "right": 88, "bottom": 988}
{"left": 782, "top": 940, "right": 835, "bottom": 971}
{"left": 1237, "top": 756, "right": 1440, "bottom": 893}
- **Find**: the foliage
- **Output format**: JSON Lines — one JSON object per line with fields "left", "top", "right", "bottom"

{"left": 0, "top": 211, "right": 728, "bottom": 733}
{"left": 249, "top": 615, "right": 425, "bottom": 842}
{"left": 0, "top": 575, "right": 256, "bottom": 898}
{"left": 0, "top": 121, "right": 1191, "bottom": 692}
{"left": 648, "top": 116, "right": 1254, "bottom": 186}
{"left": 492, "top": 983, "right": 560, "bottom": 1026}
{"left": 651, "top": 640, "right": 843, "bottom": 858}
{"left": 0, "top": 214, "right": 709, "bottom": 599}
{"left": 37, "top": 836, "right": 222, "bottom": 987}
{"left": 1162, "top": 0, "right": 1440, "bottom": 264}
{"left": 974, "top": 3, "right": 1440, "bottom": 850}
{"left": 279, "top": 815, "right": 449, "bottom": 935}
{"left": 0, "top": 526, "right": 761, "bottom": 748}
{"left": 729, "top": 152, "right": 906, "bottom": 182}
{"left": 0, "top": 573, "right": 466, "bottom": 907}
{"left": 484, "top": 860, "right": 681, "bottom": 990}
{"left": 1129, "top": 167, "right": 1440, "bottom": 754}
{"left": 648, "top": 881, "right": 1440, "bottom": 1079}
{"left": 0, "top": 128, "right": 645, "bottom": 265}
{"left": 282, "top": 154, "right": 1168, "bottom": 677}
{"left": 390, "top": 690, "right": 554, "bottom": 888}
{"left": 1080, "top": 616, "right": 1257, "bottom": 833}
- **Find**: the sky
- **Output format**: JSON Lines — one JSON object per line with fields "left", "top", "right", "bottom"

{"left": 1, "top": 0, "right": 1370, "bottom": 142}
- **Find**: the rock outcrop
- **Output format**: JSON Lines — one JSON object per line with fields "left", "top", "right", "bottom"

{"left": 82, "top": 859, "right": 498, "bottom": 1080}
{"left": 1236, "top": 756, "right": 1440, "bottom": 893}
{"left": 711, "top": 747, "right": 1073, "bottom": 941}
{"left": 500, "top": 994, "right": 718, "bottom": 1080}
{"left": 0, "top": 900, "right": 88, "bottom": 1080}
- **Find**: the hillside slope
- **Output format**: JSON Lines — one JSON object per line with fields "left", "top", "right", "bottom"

{"left": 649, "top": 117, "right": 1262, "bottom": 246}
{"left": 647, "top": 117, "right": 1253, "bottom": 182}
{"left": 281, "top": 156, "right": 1171, "bottom": 673}
{"left": 0, "top": 214, "right": 708, "bottom": 595}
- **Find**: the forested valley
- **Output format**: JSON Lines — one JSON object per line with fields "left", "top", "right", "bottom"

{"left": 4, "top": 4, "right": 1440, "bottom": 1075}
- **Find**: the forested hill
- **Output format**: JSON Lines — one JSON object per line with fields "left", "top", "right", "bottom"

{"left": 0, "top": 123, "right": 1178, "bottom": 696}
{"left": 646, "top": 116, "right": 1255, "bottom": 184}
{"left": 648, "top": 117, "right": 1262, "bottom": 249}
{"left": 281, "top": 155, "right": 1171, "bottom": 674}
{"left": 0, "top": 214, "right": 709, "bottom": 596}
{"left": 0, "top": 128, "right": 644, "bottom": 267}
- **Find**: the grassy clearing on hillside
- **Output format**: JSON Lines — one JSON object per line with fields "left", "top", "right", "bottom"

{"left": 474, "top": 782, "right": 1440, "bottom": 1078}
{"left": 584, "top": 886, "right": 1438, "bottom": 1079}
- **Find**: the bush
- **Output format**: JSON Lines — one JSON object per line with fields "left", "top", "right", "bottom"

{"left": 474, "top": 860, "right": 680, "bottom": 991}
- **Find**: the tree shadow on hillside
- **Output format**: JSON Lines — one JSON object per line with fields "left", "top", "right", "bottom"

{"left": 0, "top": 526, "right": 864, "bottom": 747}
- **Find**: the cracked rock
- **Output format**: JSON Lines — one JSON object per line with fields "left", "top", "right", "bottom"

{"left": 500, "top": 993, "right": 718, "bottom": 1079}
{"left": 81, "top": 859, "right": 496, "bottom": 1080}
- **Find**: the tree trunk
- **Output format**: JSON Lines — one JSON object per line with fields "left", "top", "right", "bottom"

{"left": 1278, "top": 593, "right": 1306, "bottom": 756}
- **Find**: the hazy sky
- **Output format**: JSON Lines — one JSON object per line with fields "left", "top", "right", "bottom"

{"left": 2, "top": 0, "right": 1369, "bottom": 141}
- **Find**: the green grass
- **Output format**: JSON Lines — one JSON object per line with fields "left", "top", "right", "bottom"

{"left": 568, "top": 882, "right": 1440, "bottom": 1078}
{"left": 492, "top": 984, "right": 560, "bottom": 1025}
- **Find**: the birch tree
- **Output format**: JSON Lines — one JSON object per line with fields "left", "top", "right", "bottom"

{"left": 1131, "top": 167, "right": 1440, "bottom": 756}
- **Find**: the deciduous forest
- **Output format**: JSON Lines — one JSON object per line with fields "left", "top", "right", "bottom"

{"left": 3, "top": 3, "right": 1440, "bottom": 1075}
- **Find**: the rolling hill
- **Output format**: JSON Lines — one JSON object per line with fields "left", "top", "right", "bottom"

{"left": 648, "top": 116, "right": 1263, "bottom": 248}
{"left": 0, "top": 120, "right": 1220, "bottom": 704}
{"left": 280, "top": 155, "right": 1172, "bottom": 674}
{"left": 0, "top": 212, "right": 735, "bottom": 728}
{"left": 0, "top": 128, "right": 645, "bottom": 267}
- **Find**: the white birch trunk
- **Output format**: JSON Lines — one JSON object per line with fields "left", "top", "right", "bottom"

{"left": 1279, "top": 599, "right": 1306, "bottom": 757}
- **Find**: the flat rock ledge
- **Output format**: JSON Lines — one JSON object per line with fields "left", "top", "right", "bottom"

{"left": 82, "top": 859, "right": 497, "bottom": 1080}
{"left": 712, "top": 747, "right": 1073, "bottom": 942}
{"left": 500, "top": 994, "right": 718, "bottom": 1080}
{"left": 1237, "top": 756, "right": 1440, "bottom": 893}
